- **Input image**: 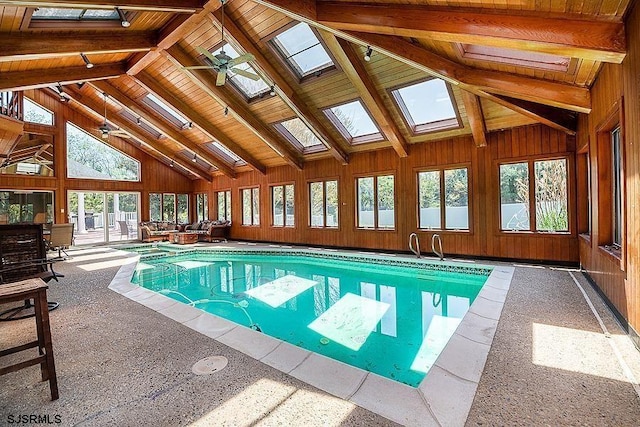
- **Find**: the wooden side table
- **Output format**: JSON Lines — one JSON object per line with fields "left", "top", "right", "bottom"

{"left": 0, "top": 278, "right": 59, "bottom": 400}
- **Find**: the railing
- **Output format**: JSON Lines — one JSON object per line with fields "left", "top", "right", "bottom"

{"left": 0, "top": 91, "right": 23, "bottom": 121}
{"left": 431, "top": 234, "right": 444, "bottom": 261}
{"left": 409, "top": 233, "right": 421, "bottom": 258}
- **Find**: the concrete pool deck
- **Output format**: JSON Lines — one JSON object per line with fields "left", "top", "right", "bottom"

{"left": 1, "top": 242, "right": 640, "bottom": 426}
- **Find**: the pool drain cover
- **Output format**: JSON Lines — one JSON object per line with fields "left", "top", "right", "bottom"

{"left": 192, "top": 356, "right": 228, "bottom": 375}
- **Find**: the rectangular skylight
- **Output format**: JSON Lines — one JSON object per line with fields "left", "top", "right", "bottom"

{"left": 207, "top": 141, "right": 246, "bottom": 166}
{"left": 271, "top": 22, "right": 334, "bottom": 79}
{"left": 275, "top": 118, "right": 326, "bottom": 153}
{"left": 144, "top": 93, "right": 188, "bottom": 127}
{"left": 32, "top": 8, "right": 118, "bottom": 20}
{"left": 391, "top": 78, "right": 460, "bottom": 134}
{"left": 324, "top": 99, "right": 382, "bottom": 144}
{"left": 212, "top": 44, "right": 270, "bottom": 100}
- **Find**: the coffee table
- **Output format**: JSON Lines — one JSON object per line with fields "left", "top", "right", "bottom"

{"left": 172, "top": 232, "right": 198, "bottom": 245}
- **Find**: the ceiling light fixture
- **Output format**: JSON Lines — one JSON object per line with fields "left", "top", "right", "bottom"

{"left": 269, "top": 85, "right": 276, "bottom": 96}
{"left": 364, "top": 46, "right": 373, "bottom": 62}
{"left": 116, "top": 7, "right": 130, "bottom": 28}
{"left": 57, "top": 84, "right": 66, "bottom": 102}
{"left": 187, "top": 122, "right": 193, "bottom": 129}
{"left": 224, "top": 106, "right": 229, "bottom": 116}
{"left": 136, "top": 117, "right": 142, "bottom": 126}
{"left": 169, "top": 160, "right": 174, "bottom": 168}
{"left": 80, "top": 53, "right": 93, "bottom": 69}
{"left": 192, "top": 153, "right": 197, "bottom": 163}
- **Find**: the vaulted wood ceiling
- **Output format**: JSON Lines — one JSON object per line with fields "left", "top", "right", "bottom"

{"left": 0, "top": 0, "right": 631, "bottom": 180}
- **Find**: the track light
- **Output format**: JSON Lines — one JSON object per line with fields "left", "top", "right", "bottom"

{"left": 80, "top": 53, "right": 93, "bottom": 69}
{"left": 224, "top": 106, "right": 229, "bottom": 116}
{"left": 269, "top": 85, "right": 276, "bottom": 96}
{"left": 187, "top": 122, "right": 193, "bottom": 129}
{"left": 57, "top": 84, "right": 66, "bottom": 102}
{"left": 364, "top": 46, "right": 373, "bottom": 62}
{"left": 116, "top": 7, "right": 130, "bottom": 28}
{"left": 192, "top": 153, "right": 197, "bottom": 163}
{"left": 136, "top": 117, "right": 142, "bottom": 126}
{"left": 169, "top": 160, "right": 174, "bottom": 168}
{"left": 101, "top": 128, "right": 109, "bottom": 139}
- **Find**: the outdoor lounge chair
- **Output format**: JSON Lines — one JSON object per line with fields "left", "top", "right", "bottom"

{"left": 118, "top": 220, "right": 135, "bottom": 240}
{"left": 46, "top": 223, "right": 74, "bottom": 260}
{"left": 0, "top": 224, "right": 63, "bottom": 321}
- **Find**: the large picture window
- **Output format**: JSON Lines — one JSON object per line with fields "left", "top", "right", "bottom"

{"left": 499, "top": 158, "right": 568, "bottom": 232}
{"left": 217, "top": 190, "right": 231, "bottom": 222}
{"left": 196, "top": 193, "right": 208, "bottom": 221}
{"left": 271, "top": 184, "right": 295, "bottom": 227}
{"left": 309, "top": 180, "right": 338, "bottom": 228}
{"left": 357, "top": 175, "right": 395, "bottom": 229}
{"left": 418, "top": 167, "right": 469, "bottom": 230}
{"left": 149, "top": 193, "right": 188, "bottom": 223}
{"left": 242, "top": 187, "right": 260, "bottom": 226}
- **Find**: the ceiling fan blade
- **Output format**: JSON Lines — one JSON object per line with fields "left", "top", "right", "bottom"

{"left": 182, "top": 65, "right": 217, "bottom": 70}
{"left": 231, "top": 67, "right": 260, "bottom": 81}
{"left": 216, "top": 69, "right": 227, "bottom": 86}
{"left": 196, "top": 46, "right": 222, "bottom": 66}
{"left": 228, "top": 53, "right": 255, "bottom": 67}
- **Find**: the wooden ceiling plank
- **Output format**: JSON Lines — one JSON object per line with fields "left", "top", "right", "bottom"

{"left": 0, "top": 1, "right": 205, "bottom": 12}
{"left": 61, "top": 85, "right": 212, "bottom": 181}
{"left": 127, "top": 0, "right": 219, "bottom": 75}
{"left": 316, "top": 2, "right": 626, "bottom": 63}
{"left": 164, "top": 44, "right": 304, "bottom": 170}
{"left": 135, "top": 71, "right": 268, "bottom": 175}
{"left": 460, "top": 90, "right": 487, "bottom": 148}
{"left": 209, "top": 11, "right": 349, "bottom": 165}
{"left": 324, "top": 34, "right": 409, "bottom": 157}
{"left": 90, "top": 79, "right": 237, "bottom": 178}
{"left": 0, "top": 31, "right": 157, "bottom": 62}
{"left": 0, "top": 62, "right": 126, "bottom": 91}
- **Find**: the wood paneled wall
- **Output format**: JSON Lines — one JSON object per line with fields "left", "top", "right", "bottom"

{"left": 578, "top": 0, "right": 640, "bottom": 343}
{"left": 0, "top": 89, "right": 193, "bottom": 223}
{"left": 196, "top": 123, "right": 578, "bottom": 263}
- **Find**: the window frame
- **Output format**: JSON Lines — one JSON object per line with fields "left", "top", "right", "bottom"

{"left": 322, "top": 99, "right": 384, "bottom": 145}
{"left": 308, "top": 178, "right": 340, "bottom": 229}
{"left": 270, "top": 183, "right": 295, "bottom": 228}
{"left": 23, "top": 97, "right": 54, "bottom": 126}
{"left": 388, "top": 77, "right": 462, "bottom": 136}
{"left": 142, "top": 93, "right": 189, "bottom": 129}
{"left": 416, "top": 164, "right": 472, "bottom": 233}
{"left": 216, "top": 190, "right": 232, "bottom": 222}
{"left": 22, "top": 7, "right": 136, "bottom": 30}
{"left": 265, "top": 21, "right": 340, "bottom": 84}
{"left": 355, "top": 173, "right": 396, "bottom": 231}
{"left": 273, "top": 117, "right": 327, "bottom": 154}
{"left": 497, "top": 155, "right": 572, "bottom": 235}
{"left": 241, "top": 186, "right": 260, "bottom": 227}
{"left": 195, "top": 192, "right": 209, "bottom": 222}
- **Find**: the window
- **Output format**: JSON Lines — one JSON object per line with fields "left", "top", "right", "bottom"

{"left": 274, "top": 117, "right": 326, "bottom": 154}
{"left": 177, "top": 194, "right": 189, "bottom": 224}
{"left": 272, "top": 184, "right": 294, "bottom": 227}
{"left": 26, "top": 7, "right": 131, "bottom": 29}
{"left": 270, "top": 22, "right": 335, "bottom": 80}
{"left": 357, "top": 175, "right": 395, "bottom": 229}
{"left": 390, "top": 78, "right": 460, "bottom": 134}
{"left": 0, "top": 190, "right": 53, "bottom": 224}
{"left": 23, "top": 98, "right": 53, "bottom": 125}
{"left": 418, "top": 168, "right": 469, "bottom": 230}
{"left": 499, "top": 159, "right": 568, "bottom": 232}
{"left": 120, "top": 109, "right": 162, "bottom": 139}
{"left": 211, "top": 43, "right": 270, "bottom": 100}
{"left": 207, "top": 142, "right": 246, "bottom": 167}
{"left": 458, "top": 44, "right": 570, "bottom": 72}
{"left": 32, "top": 8, "right": 119, "bottom": 20}
{"left": 162, "top": 194, "right": 175, "bottom": 222}
{"left": 323, "top": 100, "right": 382, "bottom": 144}
{"left": 149, "top": 193, "right": 162, "bottom": 221}
{"left": 66, "top": 122, "right": 140, "bottom": 181}
{"left": 242, "top": 187, "right": 259, "bottom": 226}
{"left": 143, "top": 93, "right": 188, "bottom": 128}
{"left": 309, "top": 180, "right": 338, "bottom": 228}
{"left": 612, "top": 127, "right": 622, "bottom": 247}
{"left": 217, "top": 190, "right": 231, "bottom": 222}
{"left": 196, "top": 193, "right": 208, "bottom": 221}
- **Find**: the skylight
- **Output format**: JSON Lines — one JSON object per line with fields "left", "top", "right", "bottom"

{"left": 459, "top": 44, "right": 570, "bottom": 72}
{"left": 212, "top": 44, "right": 270, "bottom": 100}
{"left": 143, "top": 93, "right": 189, "bottom": 128}
{"left": 391, "top": 78, "right": 460, "bottom": 134}
{"left": 32, "top": 8, "right": 119, "bottom": 20}
{"left": 120, "top": 109, "right": 162, "bottom": 139}
{"left": 207, "top": 141, "right": 246, "bottom": 166}
{"left": 275, "top": 118, "right": 326, "bottom": 153}
{"left": 270, "top": 22, "right": 334, "bottom": 79}
{"left": 324, "top": 100, "right": 382, "bottom": 144}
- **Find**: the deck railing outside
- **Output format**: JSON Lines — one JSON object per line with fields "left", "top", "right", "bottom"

{"left": 0, "top": 91, "right": 23, "bottom": 121}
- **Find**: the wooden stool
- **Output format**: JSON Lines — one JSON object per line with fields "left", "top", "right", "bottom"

{"left": 0, "top": 278, "right": 59, "bottom": 400}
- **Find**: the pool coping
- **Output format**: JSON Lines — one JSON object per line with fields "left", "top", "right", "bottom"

{"left": 108, "top": 244, "right": 514, "bottom": 426}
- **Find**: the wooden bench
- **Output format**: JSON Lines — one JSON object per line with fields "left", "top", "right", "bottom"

{"left": 0, "top": 278, "right": 59, "bottom": 400}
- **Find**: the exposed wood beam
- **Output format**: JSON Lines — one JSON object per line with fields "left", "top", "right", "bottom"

{"left": 209, "top": 11, "right": 349, "bottom": 165}
{"left": 491, "top": 95, "right": 577, "bottom": 136}
{"left": 135, "top": 71, "right": 267, "bottom": 175}
{"left": 90, "top": 79, "right": 236, "bottom": 178}
{"left": 127, "top": 1, "right": 220, "bottom": 75}
{"left": 60, "top": 85, "right": 212, "bottom": 181}
{"left": 0, "top": 31, "right": 156, "bottom": 62}
{"left": 460, "top": 91, "right": 487, "bottom": 148}
{"left": 164, "top": 44, "right": 304, "bottom": 170}
{"left": 0, "top": 62, "right": 126, "bottom": 92}
{"left": 250, "top": 1, "right": 592, "bottom": 115}
{"left": 322, "top": 34, "right": 408, "bottom": 157}
{"left": 317, "top": 2, "right": 626, "bottom": 64}
{"left": 0, "top": 1, "right": 205, "bottom": 12}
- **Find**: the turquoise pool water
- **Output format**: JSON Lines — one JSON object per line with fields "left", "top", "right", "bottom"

{"left": 130, "top": 249, "right": 490, "bottom": 387}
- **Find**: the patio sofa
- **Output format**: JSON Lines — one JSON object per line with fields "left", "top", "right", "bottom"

{"left": 139, "top": 221, "right": 177, "bottom": 243}
{"left": 184, "top": 220, "right": 231, "bottom": 242}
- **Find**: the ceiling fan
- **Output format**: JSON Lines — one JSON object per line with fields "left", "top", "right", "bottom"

{"left": 182, "top": 0, "right": 260, "bottom": 86}
{"left": 99, "top": 93, "right": 130, "bottom": 140}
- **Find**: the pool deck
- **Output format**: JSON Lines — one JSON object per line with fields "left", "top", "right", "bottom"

{"left": 2, "top": 241, "right": 640, "bottom": 426}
